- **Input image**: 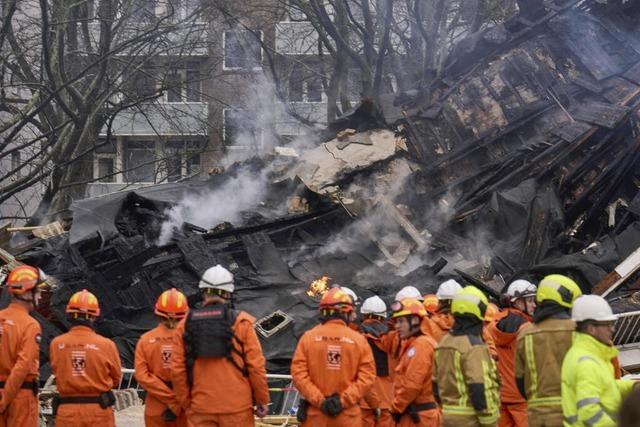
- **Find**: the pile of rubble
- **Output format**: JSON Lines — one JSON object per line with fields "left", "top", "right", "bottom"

{"left": 2, "top": 0, "right": 640, "bottom": 376}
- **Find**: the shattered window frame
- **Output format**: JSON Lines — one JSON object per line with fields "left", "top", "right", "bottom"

{"left": 222, "top": 30, "right": 264, "bottom": 71}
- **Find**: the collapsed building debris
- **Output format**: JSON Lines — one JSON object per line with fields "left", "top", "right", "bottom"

{"left": 3, "top": 0, "right": 640, "bottom": 374}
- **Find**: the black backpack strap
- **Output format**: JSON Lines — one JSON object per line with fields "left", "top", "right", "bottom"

{"left": 227, "top": 309, "right": 249, "bottom": 377}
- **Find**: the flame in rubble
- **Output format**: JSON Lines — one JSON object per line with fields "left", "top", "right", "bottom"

{"left": 307, "top": 276, "right": 331, "bottom": 298}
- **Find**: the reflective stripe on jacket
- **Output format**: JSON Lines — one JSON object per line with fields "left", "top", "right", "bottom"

{"left": 515, "top": 318, "right": 574, "bottom": 409}
{"left": 561, "top": 332, "right": 634, "bottom": 427}
{"left": 434, "top": 333, "right": 500, "bottom": 426}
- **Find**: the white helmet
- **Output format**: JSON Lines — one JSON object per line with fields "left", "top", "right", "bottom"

{"left": 361, "top": 296, "right": 387, "bottom": 318}
{"left": 395, "top": 286, "right": 423, "bottom": 302}
{"left": 572, "top": 295, "right": 617, "bottom": 322}
{"left": 507, "top": 280, "right": 537, "bottom": 301}
{"left": 341, "top": 286, "right": 359, "bottom": 305}
{"left": 437, "top": 279, "right": 463, "bottom": 300}
{"left": 199, "top": 265, "right": 234, "bottom": 293}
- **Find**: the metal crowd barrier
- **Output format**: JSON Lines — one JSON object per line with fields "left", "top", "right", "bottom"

{"left": 614, "top": 310, "right": 640, "bottom": 346}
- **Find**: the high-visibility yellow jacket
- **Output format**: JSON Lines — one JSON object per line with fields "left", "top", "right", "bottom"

{"left": 561, "top": 333, "right": 635, "bottom": 427}
{"left": 433, "top": 333, "right": 500, "bottom": 427}
{"left": 515, "top": 317, "right": 574, "bottom": 411}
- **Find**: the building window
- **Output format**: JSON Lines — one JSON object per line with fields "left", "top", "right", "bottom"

{"left": 11, "top": 151, "right": 20, "bottom": 177}
{"left": 223, "top": 30, "right": 263, "bottom": 70}
{"left": 97, "top": 157, "right": 115, "bottom": 182}
{"left": 131, "top": 0, "right": 156, "bottom": 23}
{"left": 124, "top": 141, "right": 156, "bottom": 183}
{"left": 165, "top": 63, "right": 201, "bottom": 102}
{"left": 289, "top": 66, "right": 323, "bottom": 102}
{"left": 162, "top": 140, "right": 202, "bottom": 182}
{"left": 223, "top": 109, "right": 262, "bottom": 149}
{"left": 127, "top": 68, "right": 156, "bottom": 100}
{"left": 167, "top": 0, "right": 200, "bottom": 21}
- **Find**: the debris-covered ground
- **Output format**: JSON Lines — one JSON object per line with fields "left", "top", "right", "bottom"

{"left": 2, "top": 0, "right": 640, "bottom": 376}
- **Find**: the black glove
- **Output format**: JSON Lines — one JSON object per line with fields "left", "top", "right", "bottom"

{"left": 162, "top": 408, "right": 177, "bottom": 422}
{"left": 320, "top": 394, "right": 343, "bottom": 417}
{"left": 391, "top": 412, "right": 402, "bottom": 423}
{"left": 497, "top": 312, "right": 526, "bottom": 333}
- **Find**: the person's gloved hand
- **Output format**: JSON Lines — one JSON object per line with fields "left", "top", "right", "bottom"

{"left": 255, "top": 404, "right": 269, "bottom": 418}
{"left": 162, "top": 408, "right": 177, "bottom": 422}
{"left": 320, "top": 394, "right": 343, "bottom": 417}
{"left": 497, "top": 313, "right": 526, "bottom": 333}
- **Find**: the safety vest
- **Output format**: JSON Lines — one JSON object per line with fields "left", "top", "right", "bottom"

{"left": 561, "top": 333, "right": 634, "bottom": 427}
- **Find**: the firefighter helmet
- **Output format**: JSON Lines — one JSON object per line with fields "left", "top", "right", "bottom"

{"left": 320, "top": 287, "right": 354, "bottom": 313}
{"left": 423, "top": 294, "right": 439, "bottom": 314}
{"left": 155, "top": 288, "right": 189, "bottom": 319}
{"left": 571, "top": 295, "right": 617, "bottom": 322}
{"left": 452, "top": 286, "right": 488, "bottom": 321}
{"left": 361, "top": 296, "right": 387, "bottom": 318}
{"left": 437, "top": 279, "right": 463, "bottom": 300}
{"left": 395, "top": 286, "right": 423, "bottom": 302}
{"left": 507, "top": 280, "right": 537, "bottom": 301}
{"left": 66, "top": 289, "right": 100, "bottom": 317}
{"left": 199, "top": 265, "right": 234, "bottom": 293}
{"left": 536, "top": 274, "right": 582, "bottom": 309}
{"left": 392, "top": 298, "right": 428, "bottom": 319}
{"left": 6, "top": 265, "right": 46, "bottom": 295}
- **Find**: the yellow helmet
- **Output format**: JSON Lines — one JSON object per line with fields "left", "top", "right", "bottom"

{"left": 536, "top": 274, "right": 582, "bottom": 308}
{"left": 452, "top": 286, "right": 488, "bottom": 321}
{"left": 392, "top": 298, "right": 427, "bottom": 319}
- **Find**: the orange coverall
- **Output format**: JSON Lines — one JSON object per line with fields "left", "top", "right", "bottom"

{"left": 50, "top": 325, "right": 122, "bottom": 427}
{"left": 171, "top": 308, "right": 269, "bottom": 427}
{"left": 359, "top": 319, "right": 394, "bottom": 427}
{"left": 291, "top": 318, "right": 376, "bottom": 427}
{"left": 135, "top": 323, "right": 187, "bottom": 427}
{"left": 421, "top": 312, "right": 453, "bottom": 342}
{"left": 0, "top": 302, "right": 41, "bottom": 427}
{"left": 487, "top": 308, "right": 530, "bottom": 427}
{"left": 391, "top": 334, "right": 441, "bottom": 427}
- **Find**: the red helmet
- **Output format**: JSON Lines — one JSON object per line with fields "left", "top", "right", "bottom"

{"left": 423, "top": 294, "right": 439, "bottom": 315}
{"left": 6, "top": 265, "right": 45, "bottom": 295}
{"left": 392, "top": 298, "right": 428, "bottom": 319}
{"left": 155, "top": 288, "right": 189, "bottom": 319}
{"left": 320, "top": 287, "right": 354, "bottom": 313}
{"left": 66, "top": 289, "right": 100, "bottom": 317}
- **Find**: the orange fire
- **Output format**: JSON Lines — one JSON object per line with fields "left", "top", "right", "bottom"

{"left": 307, "top": 275, "right": 331, "bottom": 298}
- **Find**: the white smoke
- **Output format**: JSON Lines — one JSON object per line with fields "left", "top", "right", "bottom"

{"left": 157, "top": 167, "right": 269, "bottom": 246}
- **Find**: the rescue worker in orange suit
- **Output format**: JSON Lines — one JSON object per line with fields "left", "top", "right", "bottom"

{"left": 423, "top": 295, "right": 439, "bottom": 318}
{"left": 422, "top": 279, "right": 461, "bottom": 342}
{"left": 50, "top": 289, "right": 122, "bottom": 427}
{"left": 291, "top": 286, "right": 376, "bottom": 427}
{"left": 0, "top": 265, "right": 45, "bottom": 427}
{"left": 434, "top": 286, "right": 500, "bottom": 427}
{"left": 171, "top": 265, "right": 269, "bottom": 426}
{"left": 483, "top": 303, "right": 500, "bottom": 360}
{"left": 487, "top": 280, "right": 537, "bottom": 427}
{"left": 358, "top": 296, "right": 394, "bottom": 427}
{"left": 515, "top": 274, "right": 582, "bottom": 427}
{"left": 135, "top": 288, "right": 189, "bottom": 427}
{"left": 390, "top": 298, "right": 441, "bottom": 427}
